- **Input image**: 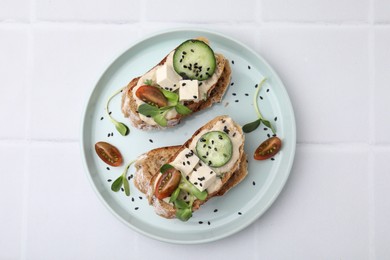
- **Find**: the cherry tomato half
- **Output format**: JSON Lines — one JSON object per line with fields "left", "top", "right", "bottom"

{"left": 135, "top": 85, "right": 168, "bottom": 108}
{"left": 254, "top": 136, "right": 282, "bottom": 160}
{"left": 95, "top": 141, "right": 123, "bottom": 167}
{"left": 155, "top": 167, "right": 181, "bottom": 200}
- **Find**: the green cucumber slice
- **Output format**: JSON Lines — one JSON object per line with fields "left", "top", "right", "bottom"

{"left": 173, "top": 40, "right": 216, "bottom": 81}
{"left": 196, "top": 131, "right": 232, "bottom": 167}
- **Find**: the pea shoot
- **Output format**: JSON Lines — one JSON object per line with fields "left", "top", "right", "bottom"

{"left": 243, "top": 78, "right": 276, "bottom": 134}
{"left": 106, "top": 87, "right": 130, "bottom": 136}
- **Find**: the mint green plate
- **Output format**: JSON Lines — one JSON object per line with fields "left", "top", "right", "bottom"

{"left": 81, "top": 29, "right": 296, "bottom": 244}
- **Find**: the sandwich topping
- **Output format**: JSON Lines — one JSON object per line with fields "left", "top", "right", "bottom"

{"left": 152, "top": 116, "right": 244, "bottom": 221}
{"left": 131, "top": 39, "right": 222, "bottom": 126}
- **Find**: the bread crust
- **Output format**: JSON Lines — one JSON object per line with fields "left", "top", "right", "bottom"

{"left": 134, "top": 116, "right": 248, "bottom": 219}
{"left": 121, "top": 40, "right": 232, "bottom": 130}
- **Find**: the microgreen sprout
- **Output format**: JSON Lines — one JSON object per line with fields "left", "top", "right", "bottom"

{"left": 111, "top": 159, "right": 135, "bottom": 196}
{"left": 138, "top": 87, "right": 192, "bottom": 127}
{"left": 106, "top": 87, "right": 130, "bottom": 136}
{"left": 243, "top": 78, "right": 276, "bottom": 134}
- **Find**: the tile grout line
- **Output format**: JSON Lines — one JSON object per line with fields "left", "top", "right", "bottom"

{"left": 367, "top": 0, "right": 376, "bottom": 258}
{"left": 19, "top": 16, "right": 34, "bottom": 260}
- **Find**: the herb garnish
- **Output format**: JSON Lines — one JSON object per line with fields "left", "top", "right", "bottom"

{"left": 159, "top": 164, "right": 207, "bottom": 221}
{"left": 138, "top": 85, "right": 192, "bottom": 127}
{"left": 106, "top": 87, "right": 130, "bottom": 136}
{"left": 111, "top": 160, "right": 135, "bottom": 196}
{"left": 243, "top": 78, "right": 276, "bottom": 134}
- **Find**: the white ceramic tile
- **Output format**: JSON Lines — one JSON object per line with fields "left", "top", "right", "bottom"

{"left": 256, "top": 26, "right": 370, "bottom": 143}
{"left": 373, "top": 148, "right": 390, "bottom": 259}
{"left": 374, "top": 0, "right": 390, "bottom": 23}
{"left": 145, "top": 0, "right": 256, "bottom": 22}
{"left": 0, "top": 0, "right": 30, "bottom": 21}
{"left": 0, "top": 28, "right": 29, "bottom": 139}
{"left": 134, "top": 225, "right": 257, "bottom": 260}
{"left": 35, "top": 0, "right": 140, "bottom": 22}
{"left": 24, "top": 142, "right": 139, "bottom": 259}
{"left": 374, "top": 28, "right": 390, "bottom": 143}
{"left": 253, "top": 145, "right": 370, "bottom": 259}
{"left": 0, "top": 144, "right": 25, "bottom": 259}
{"left": 30, "top": 25, "right": 140, "bottom": 140}
{"left": 261, "top": 0, "right": 369, "bottom": 23}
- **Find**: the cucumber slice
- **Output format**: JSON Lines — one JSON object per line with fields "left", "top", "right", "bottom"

{"left": 196, "top": 131, "right": 232, "bottom": 167}
{"left": 173, "top": 40, "right": 216, "bottom": 81}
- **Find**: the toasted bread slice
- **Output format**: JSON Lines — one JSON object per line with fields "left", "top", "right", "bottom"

{"left": 121, "top": 39, "right": 232, "bottom": 130}
{"left": 134, "top": 116, "right": 247, "bottom": 219}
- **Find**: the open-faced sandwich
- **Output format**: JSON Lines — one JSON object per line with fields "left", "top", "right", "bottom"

{"left": 133, "top": 115, "right": 247, "bottom": 221}
{"left": 121, "top": 38, "right": 231, "bottom": 130}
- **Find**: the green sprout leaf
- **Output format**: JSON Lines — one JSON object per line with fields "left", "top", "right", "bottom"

{"left": 175, "top": 103, "right": 192, "bottom": 115}
{"left": 169, "top": 187, "right": 181, "bottom": 203}
{"left": 243, "top": 119, "right": 261, "bottom": 133}
{"left": 111, "top": 176, "right": 123, "bottom": 192}
{"left": 161, "top": 89, "right": 179, "bottom": 105}
{"left": 106, "top": 87, "right": 130, "bottom": 136}
{"left": 110, "top": 160, "right": 135, "bottom": 197}
{"left": 138, "top": 103, "right": 160, "bottom": 117}
{"left": 176, "top": 207, "right": 192, "bottom": 222}
{"left": 160, "top": 164, "right": 174, "bottom": 174}
{"left": 152, "top": 111, "right": 168, "bottom": 127}
{"left": 144, "top": 79, "right": 154, "bottom": 86}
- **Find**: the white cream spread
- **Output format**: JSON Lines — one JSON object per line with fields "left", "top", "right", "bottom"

{"left": 132, "top": 51, "right": 221, "bottom": 126}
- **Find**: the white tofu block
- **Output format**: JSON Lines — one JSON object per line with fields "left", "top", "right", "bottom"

{"left": 170, "top": 148, "right": 199, "bottom": 176}
{"left": 179, "top": 79, "right": 199, "bottom": 101}
{"left": 156, "top": 63, "right": 181, "bottom": 91}
{"left": 189, "top": 162, "right": 217, "bottom": 192}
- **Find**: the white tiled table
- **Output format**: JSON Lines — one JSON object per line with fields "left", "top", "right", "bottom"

{"left": 1, "top": 0, "right": 389, "bottom": 259}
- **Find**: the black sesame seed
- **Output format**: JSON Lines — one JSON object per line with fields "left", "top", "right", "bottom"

{"left": 272, "top": 134, "right": 277, "bottom": 137}
{"left": 214, "top": 209, "right": 218, "bottom": 213}
{"left": 235, "top": 100, "right": 239, "bottom": 102}
{"left": 139, "top": 196, "right": 143, "bottom": 200}
{"left": 186, "top": 176, "right": 189, "bottom": 180}
{"left": 191, "top": 49, "right": 194, "bottom": 52}
{"left": 202, "top": 155, "right": 207, "bottom": 159}
{"left": 135, "top": 207, "right": 139, "bottom": 210}
{"left": 109, "top": 111, "right": 112, "bottom": 115}
{"left": 121, "top": 187, "right": 124, "bottom": 192}
{"left": 214, "top": 148, "right": 218, "bottom": 151}
{"left": 264, "top": 128, "right": 268, "bottom": 131}
{"left": 245, "top": 93, "right": 249, "bottom": 96}
{"left": 107, "top": 179, "right": 112, "bottom": 182}
{"left": 186, "top": 161, "right": 190, "bottom": 165}
{"left": 106, "top": 167, "right": 110, "bottom": 170}
{"left": 274, "top": 117, "right": 278, "bottom": 121}
{"left": 208, "top": 221, "right": 211, "bottom": 225}
{"left": 182, "top": 82, "right": 186, "bottom": 86}
{"left": 194, "top": 182, "right": 198, "bottom": 185}
{"left": 255, "top": 84, "right": 258, "bottom": 88}
{"left": 267, "top": 133, "right": 271, "bottom": 138}
{"left": 199, "top": 221, "right": 203, "bottom": 224}
{"left": 231, "top": 60, "right": 235, "bottom": 64}
{"left": 149, "top": 139, "right": 153, "bottom": 143}
{"left": 183, "top": 65, "right": 187, "bottom": 69}
{"left": 199, "top": 183, "right": 203, "bottom": 187}
{"left": 193, "top": 95, "right": 197, "bottom": 99}
{"left": 271, "top": 158, "right": 275, "bottom": 161}
{"left": 131, "top": 197, "right": 135, "bottom": 202}
{"left": 266, "top": 89, "right": 270, "bottom": 92}
{"left": 260, "top": 96, "right": 263, "bottom": 100}
{"left": 208, "top": 161, "right": 212, "bottom": 166}
{"left": 182, "top": 162, "right": 186, "bottom": 166}
{"left": 232, "top": 93, "right": 236, "bottom": 96}
{"left": 183, "top": 51, "right": 187, "bottom": 55}
{"left": 107, "top": 133, "right": 110, "bottom": 137}
{"left": 248, "top": 65, "right": 251, "bottom": 69}
{"left": 230, "top": 82, "right": 234, "bottom": 86}
{"left": 180, "top": 59, "right": 183, "bottom": 63}
{"left": 232, "top": 132, "right": 236, "bottom": 137}
{"left": 253, "top": 181, "right": 256, "bottom": 186}
{"left": 238, "top": 212, "right": 242, "bottom": 215}
{"left": 100, "top": 117, "right": 104, "bottom": 120}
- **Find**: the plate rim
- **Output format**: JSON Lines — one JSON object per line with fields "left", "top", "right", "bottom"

{"left": 80, "top": 27, "right": 296, "bottom": 244}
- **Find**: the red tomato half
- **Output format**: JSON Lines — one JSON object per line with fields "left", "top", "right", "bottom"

{"left": 95, "top": 141, "right": 123, "bottom": 167}
{"left": 155, "top": 168, "right": 181, "bottom": 199}
{"left": 254, "top": 136, "right": 282, "bottom": 160}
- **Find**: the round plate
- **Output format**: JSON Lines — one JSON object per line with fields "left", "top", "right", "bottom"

{"left": 81, "top": 29, "right": 296, "bottom": 244}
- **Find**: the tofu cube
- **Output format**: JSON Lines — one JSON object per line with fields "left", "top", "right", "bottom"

{"left": 179, "top": 80, "right": 199, "bottom": 101}
{"left": 189, "top": 162, "right": 217, "bottom": 192}
{"left": 156, "top": 63, "right": 181, "bottom": 92}
{"left": 170, "top": 148, "right": 199, "bottom": 176}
